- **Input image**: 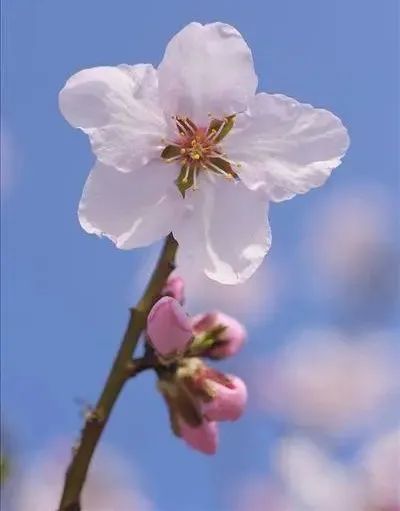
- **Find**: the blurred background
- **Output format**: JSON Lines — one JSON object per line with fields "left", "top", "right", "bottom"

{"left": 1, "top": 0, "right": 399, "bottom": 510}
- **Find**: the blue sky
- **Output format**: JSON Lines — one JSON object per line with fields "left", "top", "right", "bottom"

{"left": 1, "top": 1, "right": 399, "bottom": 510}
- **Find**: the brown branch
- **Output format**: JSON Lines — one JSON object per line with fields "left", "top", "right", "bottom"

{"left": 58, "top": 234, "right": 177, "bottom": 511}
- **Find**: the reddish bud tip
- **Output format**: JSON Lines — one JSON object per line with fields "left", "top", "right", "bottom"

{"left": 162, "top": 275, "right": 185, "bottom": 304}
{"left": 178, "top": 419, "right": 218, "bottom": 455}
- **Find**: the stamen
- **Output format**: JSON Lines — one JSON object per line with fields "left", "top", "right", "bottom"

{"left": 176, "top": 116, "right": 197, "bottom": 136}
{"left": 164, "top": 155, "right": 182, "bottom": 163}
{"left": 185, "top": 117, "right": 198, "bottom": 133}
{"left": 192, "top": 168, "right": 198, "bottom": 190}
{"left": 208, "top": 119, "right": 227, "bottom": 142}
{"left": 207, "top": 161, "right": 234, "bottom": 179}
{"left": 181, "top": 164, "right": 191, "bottom": 183}
{"left": 161, "top": 114, "right": 238, "bottom": 196}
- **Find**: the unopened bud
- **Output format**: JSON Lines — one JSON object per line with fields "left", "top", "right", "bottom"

{"left": 147, "top": 297, "right": 192, "bottom": 357}
{"left": 202, "top": 374, "right": 247, "bottom": 422}
{"left": 192, "top": 312, "right": 246, "bottom": 359}
{"left": 178, "top": 418, "right": 218, "bottom": 455}
{"left": 162, "top": 275, "right": 185, "bottom": 304}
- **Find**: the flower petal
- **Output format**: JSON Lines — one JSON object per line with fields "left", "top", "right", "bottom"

{"left": 78, "top": 160, "right": 182, "bottom": 249}
{"left": 173, "top": 177, "right": 271, "bottom": 285}
{"left": 158, "top": 23, "right": 258, "bottom": 125}
{"left": 59, "top": 64, "right": 166, "bottom": 171}
{"left": 178, "top": 419, "right": 218, "bottom": 455}
{"left": 203, "top": 375, "right": 248, "bottom": 422}
{"left": 224, "top": 93, "right": 350, "bottom": 201}
{"left": 147, "top": 297, "right": 193, "bottom": 357}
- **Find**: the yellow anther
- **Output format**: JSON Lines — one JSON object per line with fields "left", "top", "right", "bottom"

{"left": 180, "top": 148, "right": 186, "bottom": 154}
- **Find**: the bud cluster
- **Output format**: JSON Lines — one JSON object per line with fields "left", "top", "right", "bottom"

{"left": 145, "top": 275, "right": 247, "bottom": 454}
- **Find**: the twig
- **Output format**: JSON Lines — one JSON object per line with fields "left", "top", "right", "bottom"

{"left": 58, "top": 234, "right": 177, "bottom": 511}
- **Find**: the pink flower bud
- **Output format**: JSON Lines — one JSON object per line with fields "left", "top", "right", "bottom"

{"left": 178, "top": 419, "right": 218, "bottom": 455}
{"left": 162, "top": 275, "right": 185, "bottom": 304}
{"left": 203, "top": 374, "right": 248, "bottom": 422}
{"left": 147, "top": 297, "right": 193, "bottom": 357}
{"left": 192, "top": 312, "right": 246, "bottom": 359}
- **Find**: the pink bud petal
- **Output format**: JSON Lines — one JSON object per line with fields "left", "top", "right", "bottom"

{"left": 203, "top": 375, "right": 247, "bottom": 422}
{"left": 162, "top": 275, "right": 185, "bottom": 304}
{"left": 147, "top": 297, "right": 192, "bottom": 356}
{"left": 179, "top": 419, "right": 218, "bottom": 455}
{"left": 192, "top": 312, "right": 246, "bottom": 359}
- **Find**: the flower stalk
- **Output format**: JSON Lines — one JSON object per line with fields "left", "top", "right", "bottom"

{"left": 58, "top": 234, "right": 177, "bottom": 511}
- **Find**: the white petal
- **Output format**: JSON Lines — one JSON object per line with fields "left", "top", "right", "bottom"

{"left": 224, "top": 93, "right": 350, "bottom": 201}
{"left": 79, "top": 160, "right": 182, "bottom": 249}
{"left": 158, "top": 22, "right": 258, "bottom": 125}
{"left": 173, "top": 176, "right": 271, "bottom": 285}
{"left": 59, "top": 64, "right": 167, "bottom": 172}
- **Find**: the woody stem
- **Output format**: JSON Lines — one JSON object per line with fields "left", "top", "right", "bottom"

{"left": 58, "top": 234, "right": 178, "bottom": 511}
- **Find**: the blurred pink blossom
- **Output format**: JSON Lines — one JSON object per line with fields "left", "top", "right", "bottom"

{"left": 1, "top": 124, "right": 20, "bottom": 199}
{"left": 237, "top": 433, "right": 400, "bottom": 511}
{"left": 275, "top": 435, "right": 400, "bottom": 511}
{"left": 235, "top": 479, "right": 291, "bottom": 511}
{"left": 12, "top": 441, "right": 152, "bottom": 511}
{"left": 182, "top": 263, "right": 281, "bottom": 326}
{"left": 276, "top": 437, "right": 364, "bottom": 511}
{"left": 236, "top": 438, "right": 362, "bottom": 511}
{"left": 360, "top": 430, "right": 400, "bottom": 510}
{"left": 256, "top": 329, "right": 399, "bottom": 435}
{"left": 304, "top": 186, "right": 396, "bottom": 285}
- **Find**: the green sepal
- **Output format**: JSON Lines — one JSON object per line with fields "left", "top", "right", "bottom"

{"left": 161, "top": 144, "right": 181, "bottom": 160}
{"left": 215, "top": 114, "right": 235, "bottom": 142}
{"left": 175, "top": 163, "right": 197, "bottom": 198}
{"left": 175, "top": 381, "right": 204, "bottom": 427}
{"left": 207, "top": 115, "right": 235, "bottom": 143}
{"left": 0, "top": 455, "right": 9, "bottom": 485}
{"left": 176, "top": 117, "right": 198, "bottom": 135}
{"left": 188, "top": 325, "right": 227, "bottom": 357}
{"left": 181, "top": 375, "right": 215, "bottom": 403}
{"left": 158, "top": 376, "right": 203, "bottom": 434}
{"left": 208, "top": 157, "right": 239, "bottom": 179}
{"left": 189, "top": 335, "right": 216, "bottom": 355}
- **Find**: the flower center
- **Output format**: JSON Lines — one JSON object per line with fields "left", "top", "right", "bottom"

{"left": 161, "top": 115, "right": 238, "bottom": 197}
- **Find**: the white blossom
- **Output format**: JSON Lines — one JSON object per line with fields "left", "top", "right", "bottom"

{"left": 60, "top": 22, "right": 349, "bottom": 284}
